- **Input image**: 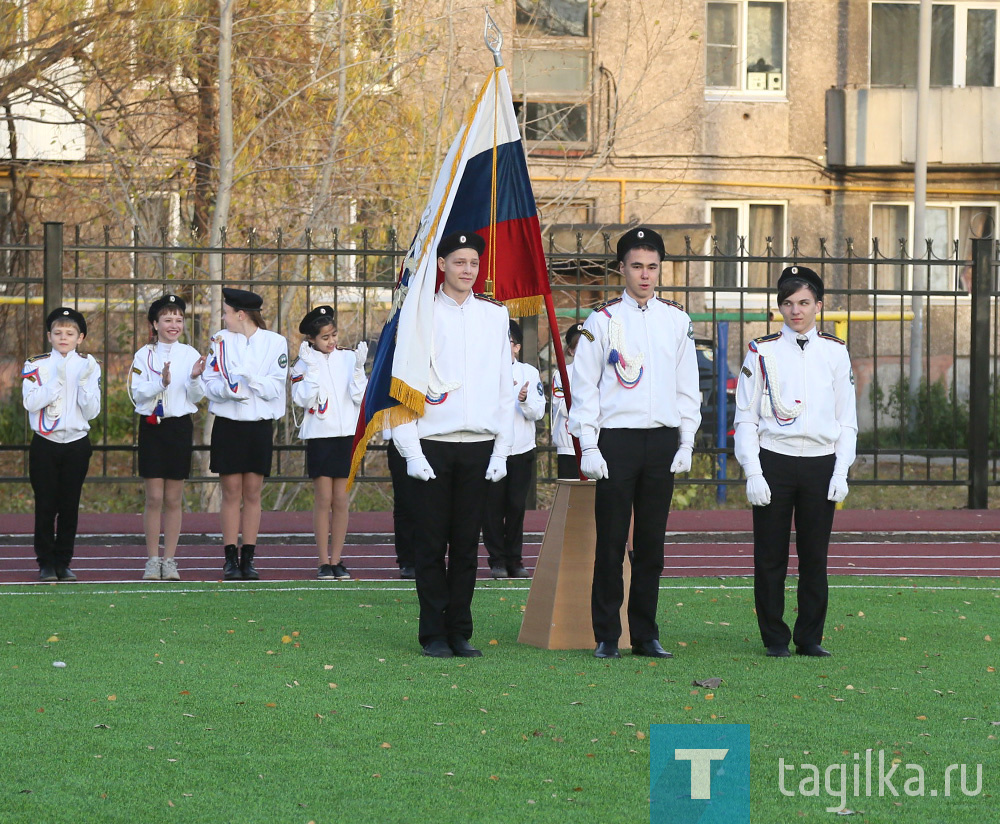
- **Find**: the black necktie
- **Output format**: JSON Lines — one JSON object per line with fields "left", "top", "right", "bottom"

{"left": 797, "top": 338, "right": 808, "bottom": 350}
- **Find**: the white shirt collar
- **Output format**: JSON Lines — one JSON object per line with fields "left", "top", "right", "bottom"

{"left": 781, "top": 324, "right": 817, "bottom": 343}
{"left": 437, "top": 289, "right": 474, "bottom": 307}
{"left": 620, "top": 291, "right": 652, "bottom": 311}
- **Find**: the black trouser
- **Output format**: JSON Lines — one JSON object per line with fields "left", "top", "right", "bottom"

{"left": 482, "top": 448, "right": 535, "bottom": 570}
{"left": 412, "top": 439, "right": 492, "bottom": 646}
{"left": 752, "top": 449, "right": 837, "bottom": 649}
{"left": 29, "top": 434, "right": 93, "bottom": 569}
{"left": 386, "top": 439, "right": 417, "bottom": 568}
{"left": 592, "top": 427, "right": 678, "bottom": 644}
{"left": 557, "top": 453, "right": 578, "bottom": 480}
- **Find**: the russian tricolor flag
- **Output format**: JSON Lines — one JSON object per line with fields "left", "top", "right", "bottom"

{"left": 348, "top": 67, "right": 552, "bottom": 482}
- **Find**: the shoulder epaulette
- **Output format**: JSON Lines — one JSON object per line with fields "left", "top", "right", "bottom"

{"left": 818, "top": 330, "right": 846, "bottom": 345}
{"left": 595, "top": 297, "right": 622, "bottom": 317}
{"left": 753, "top": 332, "right": 781, "bottom": 344}
{"left": 657, "top": 297, "right": 685, "bottom": 311}
{"left": 27, "top": 353, "right": 51, "bottom": 362}
{"left": 474, "top": 293, "right": 504, "bottom": 307}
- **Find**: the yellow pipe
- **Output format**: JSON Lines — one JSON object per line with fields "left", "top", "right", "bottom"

{"left": 765, "top": 309, "right": 915, "bottom": 343}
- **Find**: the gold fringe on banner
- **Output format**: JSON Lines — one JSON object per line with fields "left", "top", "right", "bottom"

{"left": 346, "top": 378, "right": 428, "bottom": 489}
{"left": 503, "top": 295, "right": 544, "bottom": 317}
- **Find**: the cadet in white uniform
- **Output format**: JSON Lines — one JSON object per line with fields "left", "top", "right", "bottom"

{"left": 569, "top": 227, "right": 702, "bottom": 660}
{"left": 290, "top": 304, "right": 368, "bottom": 581}
{"left": 734, "top": 265, "right": 858, "bottom": 658}
{"left": 550, "top": 324, "right": 583, "bottom": 479}
{"left": 203, "top": 287, "right": 288, "bottom": 580}
{"left": 392, "top": 231, "right": 515, "bottom": 659}
{"left": 128, "top": 294, "right": 207, "bottom": 581}
{"left": 21, "top": 307, "right": 102, "bottom": 582}
{"left": 483, "top": 318, "right": 546, "bottom": 579}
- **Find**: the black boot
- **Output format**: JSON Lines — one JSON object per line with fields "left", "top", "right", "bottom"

{"left": 240, "top": 544, "right": 260, "bottom": 580}
{"left": 223, "top": 544, "right": 241, "bottom": 580}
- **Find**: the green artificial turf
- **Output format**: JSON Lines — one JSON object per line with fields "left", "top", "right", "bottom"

{"left": 1, "top": 577, "right": 998, "bottom": 823}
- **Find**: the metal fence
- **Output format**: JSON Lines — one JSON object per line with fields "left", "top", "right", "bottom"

{"left": 1, "top": 223, "right": 998, "bottom": 507}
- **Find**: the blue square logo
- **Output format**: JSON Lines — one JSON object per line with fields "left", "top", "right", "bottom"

{"left": 651, "top": 724, "right": 751, "bottom": 823}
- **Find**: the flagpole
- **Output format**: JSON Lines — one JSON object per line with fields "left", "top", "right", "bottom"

{"left": 484, "top": 9, "right": 580, "bottom": 476}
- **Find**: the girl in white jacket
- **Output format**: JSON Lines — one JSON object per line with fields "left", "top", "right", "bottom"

{"left": 290, "top": 306, "right": 367, "bottom": 580}
{"left": 128, "top": 294, "right": 206, "bottom": 581}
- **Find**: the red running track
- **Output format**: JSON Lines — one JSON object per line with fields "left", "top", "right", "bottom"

{"left": 1, "top": 510, "right": 998, "bottom": 584}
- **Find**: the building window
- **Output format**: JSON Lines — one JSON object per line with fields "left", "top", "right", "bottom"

{"left": 516, "top": 0, "right": 589, "bottom": 37}
{"left": 871, "top": 2, "right": 998, "bottom": 87}
{"left": 870, "top": 201, "right": 996, "bottom": 293}
{"left": 513, "top": 1, "right": 592, "bottom": 152}
{"left": 708, "top": 201, "right": 786, "bottom": 294}
{"left": 706, "top": 1, "right": 786, "bottom": 95}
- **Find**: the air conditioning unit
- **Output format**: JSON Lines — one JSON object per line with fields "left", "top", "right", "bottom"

{"left": 767, "top": 71, "right": 783, "bottom": 91}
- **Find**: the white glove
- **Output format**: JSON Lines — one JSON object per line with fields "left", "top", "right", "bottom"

{"left": 827, "top": 473, "right": 849, "bottom": 503}
{"left": 79, "top": 355, "right": 98, "bottom": 386}
{"left": 226, "top": 374, "right": 250, "bottom": 401}
{"left": 405, "top": 456, "right": 436, "bottom": 481}
{"left": 580, "top": 447, "right": 609, "bottom": 480}
{"left": 485, "top": 455, "right": 507, "bottom": 483}
{"left": 670, "top": 445, "right": 693, "bottom": 474}
{"left": 354, "top": 341, "right": 368, "bottom": 368}
{"left": 298, "top": 340, "right": 319, "bottom": 367}
{"left": 746, "top": 474, "right": 772, "bottom": 507}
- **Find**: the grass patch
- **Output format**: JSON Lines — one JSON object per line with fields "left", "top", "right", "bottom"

{"left": 1, "top": 578, "right": 998, "bottom": 822}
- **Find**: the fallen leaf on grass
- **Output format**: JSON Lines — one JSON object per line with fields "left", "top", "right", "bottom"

{"left": 107, "top": 695, "right": 116, "bottom": 701}
{"left": 46, "top": 636, "right": 58, "bottom": 643}
{"left": 380, "top": 742, "right": 391, "bottom": 749}
{"left": 281, "top": 636, "right": 292, "bottom": 644}
{"left": 324, "top": 664, "right": 334, "bottom": 670}
{"left": 94, "top": 724, "right": 110, "bottom": 729}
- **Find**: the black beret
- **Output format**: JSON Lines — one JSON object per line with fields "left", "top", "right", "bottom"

{"left": 778, "top": 265, "right": 824, "bottom": 301}
{"left": 616, "top": 226, "right": 665, "bottom": 263}
{"left": 298, "top": 305, "right": 336, "bottom": 335}
{"left": 437, "top": 231, "right": 485, "bottom": 259}
{"left": 46, "top": 306, "right": 87, "bottom": 336}
{"left": 147, "top": 294, "right": 186, "bottom": 324}
{"left": 222, "top": 287, "right": 263, "bottom": 312}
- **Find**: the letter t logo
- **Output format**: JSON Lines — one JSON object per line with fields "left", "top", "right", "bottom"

{"left": 674, "top": 749, "right": 729, "bottom": 799}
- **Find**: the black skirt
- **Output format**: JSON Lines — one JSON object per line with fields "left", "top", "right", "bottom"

{"left": 138, "top": 415, "right": 194, "bottom": 480}
{"left": 210, "top": 417, "right": 274, "bottom": 476}
{"left": 306, "top": 436, "right": 353, "bottom": 479}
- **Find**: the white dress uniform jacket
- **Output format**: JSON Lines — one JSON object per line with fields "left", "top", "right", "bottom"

{"left": 202, "top": 328, "right": 288, "bottom": 421}
{"left": 392, "top": 291, "right": 515, "bottom": 459}
{"left": 568, "top": 292, "right": 702, "bottom": 449}
{"left": 550, "top": 362, "right": 575, "bottom": 456}
{"left": 734, "top": 325, "right": 858, "bottom": 472}
{"left": 290, "top": 342, "right": 367, "bottom": 439}
{"left": 511, "top": 360, "right": 546, "bottom": 456}
{"left": 21, "top": 350, "right": 102, "bottom": 443}
{"left": 128, "top": 342, "right": 205, "bottom": 417}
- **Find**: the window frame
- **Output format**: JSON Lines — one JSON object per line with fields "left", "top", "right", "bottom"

{"left": 705, "top": 0, "right": 788, "bottom": 101}
{"left": 869, "top": 1, "right": 1000, "bottom": 88}
{"left": 868, "top": 199, "right": 998, "bottom": 300}
{"left": 512, "top": 1, "right": 594, "bottom": 154}
{"left": 705, "top": 199, "right": 788, "bottom": 307}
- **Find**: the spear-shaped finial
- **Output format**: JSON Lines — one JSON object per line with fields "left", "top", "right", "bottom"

{"left": 484, "top": 8, "right": 503, "bottom": 67}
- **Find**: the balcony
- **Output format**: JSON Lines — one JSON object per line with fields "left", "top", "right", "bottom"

{"left": 826, "top": 87, "right": 1000, "bottom": 168}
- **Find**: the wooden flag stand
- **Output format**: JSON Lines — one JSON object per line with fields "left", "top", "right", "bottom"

{"left": 518, "top": 479, "right": 631, "bottom": 649}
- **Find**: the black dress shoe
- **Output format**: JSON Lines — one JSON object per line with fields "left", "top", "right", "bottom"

{"left": 766, "top": 645, "right": 791, "bottom": 657}
{"left": 448, "top": 636, "right": 483, "bottom": 658}
{"left": 38, "top": 566, "right": 58, "bottom": 582}
{"left": 490, "top": 566, "right": 509, "bottom": 579}
{"left": 422, "top": 639, "right": 454, "bottom": 658}
{"left": 796, "top": 644, "right": 832, "bottom": 657}
{"left": 56, "top": 566, "right": 77, "bottom": 582}
{"left": 508, "top": 565, "right": 531, "bottom": 578}
{"left": 632, "top": 639, "right": 673, "bottom": 658}
{"left": 594, "top": 641, "right": 621, "bottom": 659}
{"left": 399, "top": 566, "right": 415, "bottom": 579}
